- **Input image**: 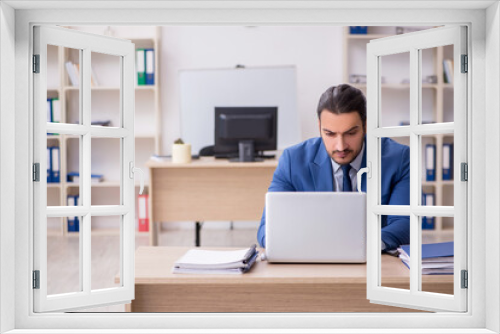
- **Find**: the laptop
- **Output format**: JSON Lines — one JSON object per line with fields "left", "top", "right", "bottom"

{"left": 265, "top": 192, "right": 367, "bottom": 263}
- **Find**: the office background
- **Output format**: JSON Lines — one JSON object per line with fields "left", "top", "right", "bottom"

{"left": 47, "top": 25, "right": 452, "bottom": 232}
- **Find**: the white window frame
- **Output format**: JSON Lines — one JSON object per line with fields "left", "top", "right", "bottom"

{"left": 32, "top": 25, "right": 136, "bottom": 312}
{"left": 366, "top": 26, "right": 468, "bottom": 312}
{"left": 1, "top": 2, "right": 498, "bottom": 333}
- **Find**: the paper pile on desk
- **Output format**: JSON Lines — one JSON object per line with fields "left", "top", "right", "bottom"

{"left": 172, "top": 244, "right": 258, "bottom": 275}
{"left": 397, "top": 241, "right": 454, "bottom": 275}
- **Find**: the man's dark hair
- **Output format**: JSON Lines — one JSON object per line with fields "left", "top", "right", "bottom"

{"left": 317, "top": 84, "right": 366, "bottom": 127}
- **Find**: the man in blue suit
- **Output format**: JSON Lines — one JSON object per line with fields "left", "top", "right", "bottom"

{"left": 257, "top": 84, "right": 410, "bottom": 251}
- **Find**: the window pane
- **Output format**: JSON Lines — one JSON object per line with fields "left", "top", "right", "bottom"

{"left": 381, "top": 215, "right": 410, "bottom": 291}
{"left": 421, "top": 216, "right": 454, "bottom": 295}
{"left": 91, "top": 52, "right": 121, "bottom": 128}
{"left": 421, "top": 134, "right": 454, "bottom": 207}
{"left": 65, "top": 136, "right": 82, "bottom": 205}
{"left": 47, "top": 216, "right": 82, "bottom": 295}
{"left": 380, "top": 52, "right": 410, "bottom": 127}
{"left": 91, "top": 138, "right": 121, "bottom": 205}
{"left": 64, "top": 47, "right": 81, "bottom": 125}
{"left": 419, "top": 45, "right": 454, "bottom": 124}
{"left": 380, "top": 136, "right": 410, "bottom": 206}
{"left": 47, "top": 44, "right": 62, "bottom": 126}
{"left": 91, "top": 215, "right": 122, "bottom": 290}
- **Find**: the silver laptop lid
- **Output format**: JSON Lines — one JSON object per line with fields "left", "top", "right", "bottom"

{"left": 265, "top": 192, "right": 366, "bottom": 263}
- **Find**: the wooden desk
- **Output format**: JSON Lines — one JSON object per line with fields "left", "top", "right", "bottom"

{"left": 146, "top": 157, "right": 278, "bottom": 246}
{"left": 128, "top": 246, "right": 453, "bottom": 313}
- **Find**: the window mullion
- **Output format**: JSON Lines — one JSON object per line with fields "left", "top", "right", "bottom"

{"left": 409, "top": 47, "right": 421, "bottom": 295}
{"left": 81, "top": 48, "right": 92, "bottom": 295}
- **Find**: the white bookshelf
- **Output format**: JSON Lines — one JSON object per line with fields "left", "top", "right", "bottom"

{"left": 343, "top": 26, "right": 455, "bottom": 234}
{"left": 46, "top": 26, "right": 161, "bottom": 235}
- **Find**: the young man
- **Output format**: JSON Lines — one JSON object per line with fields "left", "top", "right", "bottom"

{"left": 257, "top": 84, "right": 410, "bottom": 251}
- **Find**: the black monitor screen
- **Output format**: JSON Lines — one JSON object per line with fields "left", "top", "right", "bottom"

{"left": 214, "top": 107, "right": 277, "bottom": 157}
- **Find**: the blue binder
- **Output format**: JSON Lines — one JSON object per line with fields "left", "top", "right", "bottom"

{"left": 47, "top": 147, "right": 52, "bottom": 183}
{"left": 425, "top": 144, "right": 436, "bottom": 181}
{"left": 50, "top": 147, "right": 60, "bottom": 183}
{"left": 47, "top": 98, "right": 52, "bottom": 122}
{"left": 67, "top": 195, "right": 80, "bottom": 232}
{"left": 349, "top": 26, "right": 368, "bottom": 34}
{"left": 422, "top": 192, "right": 435, "bottom": 230}
{"left": 145, "top": 49, "right": 155, "bottom": 85}
{"left": 442, "top": 143, "right": 453, "bottom": 180}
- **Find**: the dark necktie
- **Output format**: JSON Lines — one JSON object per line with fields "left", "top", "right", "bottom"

{"left": 341, "top": 164, "right": 352, "bottom": 192}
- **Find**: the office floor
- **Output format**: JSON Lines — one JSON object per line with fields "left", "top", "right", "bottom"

{"left": 47, "top": 227, "right": 258, "bottom": 313}
{"left": 46, "top": 227, "right": 452, "bottom": 313}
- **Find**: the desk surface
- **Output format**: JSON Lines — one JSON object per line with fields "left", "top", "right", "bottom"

{"left": 129, "top": 246, "right": 453, "bottom": 312}
{"left": 146, "top": 156, "right": 279, "bottom": 169}
{"left": 134, "top": 246, "right": 451, "bottom": 285}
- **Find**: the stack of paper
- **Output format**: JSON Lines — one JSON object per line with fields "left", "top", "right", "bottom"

{"left": 397, "top": 241, "right": 454, "bottom": 275}
{"left": 173, "top": 245, "right": 258, "bottom": 275}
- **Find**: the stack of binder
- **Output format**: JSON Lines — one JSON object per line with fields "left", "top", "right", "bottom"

{"left": 425, "top": 143, "right": 454, "bottom": 182}
{"left": 173, "top": 245, "right": 258, "bottom": 275}
{"left": 398, "top": 241, "right": 454, "bottom": 275}
{"left": 47, "top": 147, "right": 60, "bottom": 183}
{"left": 136, "top": 48, "right": 155, "bottom": 85}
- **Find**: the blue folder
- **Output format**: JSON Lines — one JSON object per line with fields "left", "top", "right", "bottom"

{"left": 426, "top": 144, "right": 436, "bottom": 181}
{"left": 442, "top": 143, "right": 453, "bottom": 180}
{"left": 401, "top": 241, "right": 454, "bottom": 259}
{"left": 422, "top": 193, "right": 435, "bottom": 230}
{"left": 145, "top": 49, "right": 155, "bottom": 85}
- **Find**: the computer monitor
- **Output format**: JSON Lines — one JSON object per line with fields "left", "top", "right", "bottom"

{"left": 214, "top": 107, "right": 278, "bottom": 162}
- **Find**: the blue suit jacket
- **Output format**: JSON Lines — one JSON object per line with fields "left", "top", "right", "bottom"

{"left": 257, "top": 137, "right": 410, "bottom": 251}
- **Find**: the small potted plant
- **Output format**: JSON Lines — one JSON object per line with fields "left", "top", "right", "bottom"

{"left": 172, "top": 138, "right": 192, "bottom": 163}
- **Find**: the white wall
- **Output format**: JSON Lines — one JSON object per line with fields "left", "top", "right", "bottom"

{"left": 486, "top": 2, "right": 500, "bottom": 332}
{"left": 160, "top": 25, "right": 344, "bottom": 154}
{"left": 0, "top": 2, "right": 16, "bottom": 333}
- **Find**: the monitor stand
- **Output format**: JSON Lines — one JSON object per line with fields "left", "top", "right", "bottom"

{"left": 229, "top": 140, "right": 263, "bottom": 163}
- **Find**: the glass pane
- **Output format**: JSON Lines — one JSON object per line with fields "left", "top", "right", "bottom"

{"left": 47, "top": 44, "right": 60, "bottom": 90}
{"left": 91, "top": 216, "right": 121, "bottom": 290}
{"left": 64, "top": 47, "right": 81, "bottom": 125}
{"left": 380, "top": 136, "right": 410, "bottom": 206}
{"left": 47, "top": 216, "right": 82, "bottom": 295}
{"left": 421, "top": 216, "right": 454, "bottom": 295}
{"left": 381, "top": 215, "right": 410, "bottom": 291}
{"left": 420, "top": 47, "right": 437, "bottom": 124}
{"left": 442, "top": 44, "right": 454, "bottom": 123}
{"left": 420, "top": 45, "right": 454, "bottom": 124}
{"left": 380, "top": 52, "right": 410, "bottom": 127}
{"left": 47, "top": 44, "right": 62, "bottom": 126}
{"left": 91, "top": 52, "right": 121, "bottom": 128}
{"left": 91, "top": 138, "right": 121, "bottom": 205}
{"left": 421, "top": 134, "right": 454, "bottom": 207}
{"left": 66, "top": 136, "right": 82, "bottom": 204}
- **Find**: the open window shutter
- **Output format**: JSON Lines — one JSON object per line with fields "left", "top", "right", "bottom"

{"left": 366, "top": 26, "right": 468, "bottom": 312}
{"left": 33, "top": 25, "right": 136, "bottom": 312}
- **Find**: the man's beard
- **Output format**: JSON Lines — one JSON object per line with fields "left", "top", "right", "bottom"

{"left": 330, "top": 149, "right": 354, "bottom": 164}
